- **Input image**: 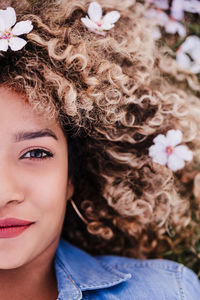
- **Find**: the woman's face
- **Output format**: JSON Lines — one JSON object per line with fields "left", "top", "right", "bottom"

{"left": 0, "top": 86, "right": 73, "bottom": 269}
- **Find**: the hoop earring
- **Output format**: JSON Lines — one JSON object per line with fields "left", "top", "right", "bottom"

{"left": 69, "top": 199, "right": 88, "bottom": 225}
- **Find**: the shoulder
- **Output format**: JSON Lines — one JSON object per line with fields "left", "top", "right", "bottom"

{"left": 56, "top": 239, "right": 200, "bottom": 300}
{"left": 94, "top": 255, "right": 200, "bottom": 300}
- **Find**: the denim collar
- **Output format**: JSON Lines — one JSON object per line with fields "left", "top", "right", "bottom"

{"left": 54, "top": 239, "right": 131, "bottom": 300}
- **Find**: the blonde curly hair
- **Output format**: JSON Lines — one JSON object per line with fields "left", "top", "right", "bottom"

{"left": 1, "top": 0, "right": 200, "bottom": 258}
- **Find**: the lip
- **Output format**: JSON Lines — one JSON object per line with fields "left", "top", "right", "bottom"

{"left": 0, "top": 218, "right": 34, "bottom": 239}
{"left": 0, "top": 218, "right": 33, "bottom": 227}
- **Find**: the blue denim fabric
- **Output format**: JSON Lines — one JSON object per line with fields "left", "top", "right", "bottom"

{"left": 54, "top": 239, "right": 200, "bottom": 299}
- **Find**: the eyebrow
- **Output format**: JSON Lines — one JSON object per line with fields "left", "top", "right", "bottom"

{"left": 14, "top": 128, "right": 58, "bottom": 143}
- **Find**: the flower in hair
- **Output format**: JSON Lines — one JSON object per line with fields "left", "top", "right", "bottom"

{"left": 164, "top": 18, "right": 186, "bottom": 37}
{"left": 147, "top": 0, "right": 200, "bottom": 20}
{"left": 171, "top": 0, "right": 200, "bottom": 20}
{"left": 81, "top": 2, "right": 120, "bottom": 36}
{"left": 0, "top": 7, "right": 33, "bottom": 51}
{"left": 145, "top": 8, "right": 186, "bottom": 39}
{"left": 176, "top": 36, "right": 200, "bottom": 74}
{"left": 149, "top": 129, "right": 193, "bottom": 171}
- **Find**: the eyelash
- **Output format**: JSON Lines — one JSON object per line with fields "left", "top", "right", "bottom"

{"left": 20, "top": 148, "right": 54, "bottom": 161}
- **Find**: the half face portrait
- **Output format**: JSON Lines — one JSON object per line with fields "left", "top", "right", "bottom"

{"left": 0, "top": 86, "right": 73, "bottom": 269}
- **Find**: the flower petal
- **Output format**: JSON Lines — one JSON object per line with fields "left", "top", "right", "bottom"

{"left": 179, "top": 36, "right": 200, "bottom": 68}
{"left": 166, "top": 129, "right": 182, "bottom": 146}
{"left": 165, "top": 21, "right": 177, "bottom": 34}
{"left": 149, "top": 144, "right": 166, "bottom": 156}
{"left": 102, "top": 11, "right": 120, "bottom": 25}
{"left": 92, "top": 29, "right": 106, "bottom": 36}
{"left": 81, "top": 16, "right": 99, "bottom": 31}
{"left": 191, "top": 47, "right": 200, "bottom": 62}
{"left": 177, "top": 22, "right": 186, "bottom": 37}
{"left": 153, "top": 134, "right": 168, "bottom": 146}
{"left": 11, "top": 20, "right": 33, "bottom": 36}
{"left": 151, "top": 151, "right": 168, "bottom": 165}
{"left": 153, "top": 27, "right": 162, "bottom": 40}
{"left": 180, "top": 35, "right": 199, "bottom": 53}
{"left": 171, "top": 0, "right": 184, "bottom": 20}
{"left": 0, "top": 39, "right": 8, "bottom": 51}
{"left": 176, "top": 52, "right": 191, "bottom": 69}
{"left": 184, "top": 0, "right": 200, "bottom": 14}
{"left": 88, "top": 2, "right": 102, "bottom": 22}
{"left": 174, "top": 145, "right": 193, "bottom": 162}
{"left": 165, "top": 20, "right": 186, "bottom": 37}
{"left": 190, "top": 63, "right": 200, "bottom": 74}
{"left": 8, "top": 37, "right": 27, "bottom": 51}
{"left": 144, "top": 9, "right": 169, "bottom": 26}
{"left": 101, "top": 23, "right": 114, "bottom": 30}
{"left": 0, "top": 16, "right": 6, "bottom": 33}
{"left": 167, "top": 153, "right": 185, "bottom": 171}
{"left": 156, "top": 0, "right": 169, "bottom": 9}
{"left": 0, "top": 7, "right": 16, "bottom": 30}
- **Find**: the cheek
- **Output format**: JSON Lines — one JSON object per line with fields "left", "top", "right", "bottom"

{"left": 22, "top": 161, "right": 69, "bottom": 217}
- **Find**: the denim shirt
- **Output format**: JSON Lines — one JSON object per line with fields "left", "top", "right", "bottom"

{"left": 54, "top": 239, "right": 200, "bottom": 300}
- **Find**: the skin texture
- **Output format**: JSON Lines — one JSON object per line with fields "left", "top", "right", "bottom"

{"left": 0, "top": 86, "right": 74, "bottom": 299}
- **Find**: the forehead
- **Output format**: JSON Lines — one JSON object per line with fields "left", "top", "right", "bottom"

{"left": 0, "top": 86, "right": 62, "bottom": 138}
{"left": 0, "top": 86, "right": 56, "bottom": 125}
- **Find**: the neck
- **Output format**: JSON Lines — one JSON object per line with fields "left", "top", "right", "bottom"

{"left": 0, "top": 238, "right": 59, "bottom": 300}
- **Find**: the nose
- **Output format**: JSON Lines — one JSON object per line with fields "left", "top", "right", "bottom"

{"left": 0, "top": 163, "right": 24, "bottom": 208}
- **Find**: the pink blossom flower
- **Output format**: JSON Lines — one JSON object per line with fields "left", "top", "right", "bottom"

{"left": 145, "top": 8, "right": 186, "bottom": 38}
{"left": 81, "top": 2, "right": 120, "bottom": 36}
{"left": 0, "top": 7, "right": 33, "bottom": 51}
{"left": 149, "top": 130, "right": 193, "bottom": 171}
{"left": 165, "top": 18, "right": 186, "bottom": 37}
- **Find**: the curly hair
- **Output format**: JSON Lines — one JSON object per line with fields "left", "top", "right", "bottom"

{"left": 1, "top": 0, "right": 200, "bottom": 259}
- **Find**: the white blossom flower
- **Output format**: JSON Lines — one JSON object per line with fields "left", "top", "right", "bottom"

{"left": 149, "top": 129, "right": 193, "bottom": 172}
{"left": 145, "top": 8, "right": 186, "bottom": 38}
{"left": 81, "top": 2, "right": 120, "bottom": 36}
{"left": 0, "top": 7, "right": 33, "bottom": 52}
{"left": 176, "top": 36, "right": 200, "bottom": 73}
{"left": 164, "top": 18, "right": 186, "bottom": 37}
{"left": 145, "top": 8, "right": 168, "bottom": 39}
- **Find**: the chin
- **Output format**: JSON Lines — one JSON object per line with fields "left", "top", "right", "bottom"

{"left": 0, "top": 246, "right": 30, "bottom": 270}
{"left": 0, "top": 258, "right": 25, "bottom": 270}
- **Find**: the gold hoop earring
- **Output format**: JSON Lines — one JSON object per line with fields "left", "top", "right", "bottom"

{"left": 69, "top": 199, "right": 88, "bottom": 225}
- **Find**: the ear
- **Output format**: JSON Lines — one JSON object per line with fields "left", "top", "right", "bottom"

{"left": 66, "top": 178, "right": 74, "bottom": 201}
